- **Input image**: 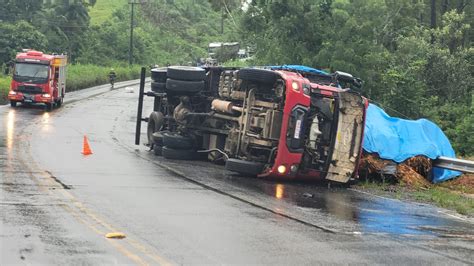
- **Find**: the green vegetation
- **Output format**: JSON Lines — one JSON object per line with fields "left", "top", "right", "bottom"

{"left": 0, "top": 76, "right": 11, "bottom": 104}
{"left": 89, "top": 0, "right": 127, "bottom": 25}
{"left": 0, "top": 0, "right": 472, "bottom": 157}
{"left": 413, "top": 188, "right": 473, "bottom": 215}
{"left": 67, "top": 64, "right": 142, "bottom": 92}
{"left": 356, "top": 180, "right": 474, "bottom": 216}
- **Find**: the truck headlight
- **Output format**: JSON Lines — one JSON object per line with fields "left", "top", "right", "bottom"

{"left": 9, "top": 91, "right": 17, "bottom": 95}
{"left": 42, "top": 93, "right": 51, "bottom": 98}
{"left": 277, "top": 165, "right": 287, "bottom": 174}
{"left": 291, "top": 81, "right": 300, "bottom": 92}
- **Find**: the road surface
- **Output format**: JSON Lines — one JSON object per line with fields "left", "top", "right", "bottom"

{"left": 1, "top": 80, "right": 473, "bottom": 265}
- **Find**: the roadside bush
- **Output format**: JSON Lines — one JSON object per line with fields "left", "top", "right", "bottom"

{"left": 0, "top": 75, "right": 12, "bottom": 104}
{"left": 67, "top": 64, "right": 142, "bottom": 92}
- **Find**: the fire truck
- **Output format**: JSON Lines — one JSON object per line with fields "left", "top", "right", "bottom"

{"left": 136, "top": 65, "right": 367, "bottom": 183}
{"left": 8, "top": 50, "right": 67, "bottom": 111}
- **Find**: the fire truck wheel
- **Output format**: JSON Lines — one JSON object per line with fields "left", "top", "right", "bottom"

{"left": 45, "top": 103, "right": 53, "bottom": 112}
{"left": 10, "top": 101, "right": 17, "bottom": 107}
{"left": 167, "top": 66, "right": 206, "bottom": 81}
{"left": 56, "top": 97, "right": 63, "bottom": 108}
{"left": 151, "top": 67, "right": 167, "bottom": 83}
{"left": 166, "top": 79, "right": 205, "bottom": 94}
{"left": 153, "top": 145, "right": 163, "bottom": 156}
{"left": 225, "top": 158, "right": 265, "bottom": 176}
{"left": 162, "top": 146, "right": 197, "bottom": 160}
{"left": 162, "top": 132, "right": 194, "bottom": 150}
{"left": 151, "top": 81, "right": 166, "bottom": 93}
{"left": 147, "top": 111, "right": 164, "bottom": 146}
{"left": 238, "top": 68, "right": 278, "bottom": 84}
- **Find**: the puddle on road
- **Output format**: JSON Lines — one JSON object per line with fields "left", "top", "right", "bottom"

{"left": 200, "top": 169, "right": 473, "bottom": 237}
{"left": 255, "top": 180, "right": 473, "bottom": 237}
{"left": 162, "top": 158, "right": 473, "bottom": 238}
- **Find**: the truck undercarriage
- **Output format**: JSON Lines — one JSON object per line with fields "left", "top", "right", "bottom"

{"left": 136, "top": 66, "right": 367, "bottom": 183}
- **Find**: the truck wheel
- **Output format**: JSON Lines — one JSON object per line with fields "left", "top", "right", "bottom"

{"left": 162, "top": 132, "right": 194, "bottom": 150}
{"left": 151, "top": 81, "right": 166, "bottom": 93}
{"left": 225, "top": 158, "right": 265, "bottom": 176}
{"left": 56, "top": 97, "right": 63, "bottom": 108}
{"left": 153, "top": 145, "right": 163, "bottom": 156}
{"left": 162, "top": 146, "right": 197, "bottom": 160}
{"left": 151, "top": 67, "right": 167, "bottom": 83}
{"left": 10, "top": 101, "right": 17, "bottom": 107}
{"left": 152, "top": 131, "right": 164, "bottom": 146}
{"left": 167, "top": 66, "right": 206, "bottom": 81}
{"left": 147, "top": 111, "right": 164, "bottom": 145}
{"left": 45, "top": 103, "right": 53, "bottom": 112}
{"left": 166, "top": 79, "right": 204, "bottom": 94}
{"left": 238, "top": 68, "right": 278, "bottom": 84}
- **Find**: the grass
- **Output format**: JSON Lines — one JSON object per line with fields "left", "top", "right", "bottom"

{"left": 0, "top": 75, "right": 11, "bottom": 104}
{"left": 412, "top": 187, "right": 474, "bottom": 215}
{"left": 89, "top": 0, "right": 128, "bottom": 26}
{"left": 67, "top": 64, "right": 142, "bottom": 92}
{"left": 355, "top": 176, "right": 474, "bottom": 216}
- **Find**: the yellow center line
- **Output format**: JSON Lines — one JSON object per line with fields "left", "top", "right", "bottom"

{"left": 19, "top": 150, "right": 174, "bottom": 266}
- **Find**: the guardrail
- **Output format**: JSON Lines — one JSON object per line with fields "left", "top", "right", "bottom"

{"left": 433, "top": 156, "right": 474, "bottom": 174}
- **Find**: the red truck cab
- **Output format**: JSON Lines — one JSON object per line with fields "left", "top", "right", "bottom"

{"left": 8, "top": 50, "right": 67, "bottom": 111}
{"left": 258, "top": 70, "right": 367, "bottom": 183}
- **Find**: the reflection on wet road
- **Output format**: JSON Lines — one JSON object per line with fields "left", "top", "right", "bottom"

{"left": 1, "top": 83, "right": 473, "bottom": 265}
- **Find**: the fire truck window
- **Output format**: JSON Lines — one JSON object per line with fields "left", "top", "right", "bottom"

{"left": 14, "top": 63, "right": 49, "bottom": 79}
{"left": 55, "top": 67, "right": 59, "bottom": 79}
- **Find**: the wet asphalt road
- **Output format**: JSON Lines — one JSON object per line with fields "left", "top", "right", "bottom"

{"left": 1, "top": 81, "right": 473, "bottom": 265}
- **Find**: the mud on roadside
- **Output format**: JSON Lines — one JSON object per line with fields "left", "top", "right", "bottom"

{"left": 355, "top": 154, "right": 474, "bottom": 216}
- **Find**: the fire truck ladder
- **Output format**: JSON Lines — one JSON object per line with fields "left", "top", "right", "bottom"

{"left": 433, "top": 157, "right": 474, "bottom": 174}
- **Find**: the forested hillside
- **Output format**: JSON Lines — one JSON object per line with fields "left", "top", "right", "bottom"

{"left": 0, "top": 0, "right": 472, "bottom": 155}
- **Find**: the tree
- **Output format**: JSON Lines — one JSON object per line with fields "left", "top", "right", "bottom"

{"left": 0, "top": 21, "right": 48, "bottom": 64}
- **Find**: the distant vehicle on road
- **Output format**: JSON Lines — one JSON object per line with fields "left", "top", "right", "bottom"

{"left": 8, "top": 50, "right": 67, "bottom": 111}
{"left": 137, "top": 65, "right": 367, "bottom": 183}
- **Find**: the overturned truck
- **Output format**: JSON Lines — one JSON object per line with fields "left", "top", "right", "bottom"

{"left": 135, "top": 66, "right": 367, "bottom": 183}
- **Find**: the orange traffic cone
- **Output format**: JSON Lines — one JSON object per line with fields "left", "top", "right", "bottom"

{"left": 82, "top": 135, "right": 93, "bottom": 155}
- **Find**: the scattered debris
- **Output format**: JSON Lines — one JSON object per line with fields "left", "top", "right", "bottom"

{"left": 302, "top": 193, "right": 314, "bottom": 198}
{"left": 359, "top": 153, "right": 432, "bottom": 188}
{"left": 125, "top": 87, "right": 135, "bottom": 93}
{"left": 105, "top": 232, "right": 126, "bottom": 239}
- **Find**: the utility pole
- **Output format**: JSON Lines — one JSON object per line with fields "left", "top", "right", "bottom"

{"left": 129, "top": 1, "right": 140, "bottom": 66}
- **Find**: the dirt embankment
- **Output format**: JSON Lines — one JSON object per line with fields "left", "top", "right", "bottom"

{"left": 357, "top": 153, "right": 474, "bottom": 216}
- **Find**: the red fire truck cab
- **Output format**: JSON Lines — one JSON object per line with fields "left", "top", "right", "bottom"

{"left": 8, "top": 50, "right": 67, "bottom": 111}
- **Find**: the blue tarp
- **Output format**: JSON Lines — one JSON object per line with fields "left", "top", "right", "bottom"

{"left": 269, "top": 65, "right": 331, "bottom": 76}
{"left": 363, "top": 104, "right": 461, "bottom": 183}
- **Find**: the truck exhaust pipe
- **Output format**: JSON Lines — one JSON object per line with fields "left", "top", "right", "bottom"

{"left": 211, "top": 99, "right": 242, "bottom": 114}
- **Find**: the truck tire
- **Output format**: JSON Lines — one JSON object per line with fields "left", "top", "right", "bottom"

{"left": 162, "top": 132, "right": 194, "bottom": 150}
{"left": 167, "top": 66, "right": 206, "bottom": 81}
{"left": 45, "top": 102, "right": 53, "bottom": 112}
{"left": 225, "top": 158, "right": 265, "bottom": 176}
{"left": 162, "top": 146, "right": 197, "bottom": 160}
{"left": 56, "top": 97, "right": 63, "bottom": 108}
{"left": 166, "top": 79, "right": 204, "bottom": 94}
{"left": 151, "top": 81, "right": 166, "bottom": 93}
{"left": 238, "top": 68, "right": 278, "bottom": 84}
{"left": 10, "top": 101, "right": 17, "bottom": 107}
{"left": 147, "top": 111, "right": 164, "bottom": 145}
{"left": 151, "top": 67, "right": 167, "bottom": 83}
{"left": 152, "top": 131, "right": 164, "bottom": 146}
{"left": 153, "top": 145, "right": 163, "bottom": 156}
